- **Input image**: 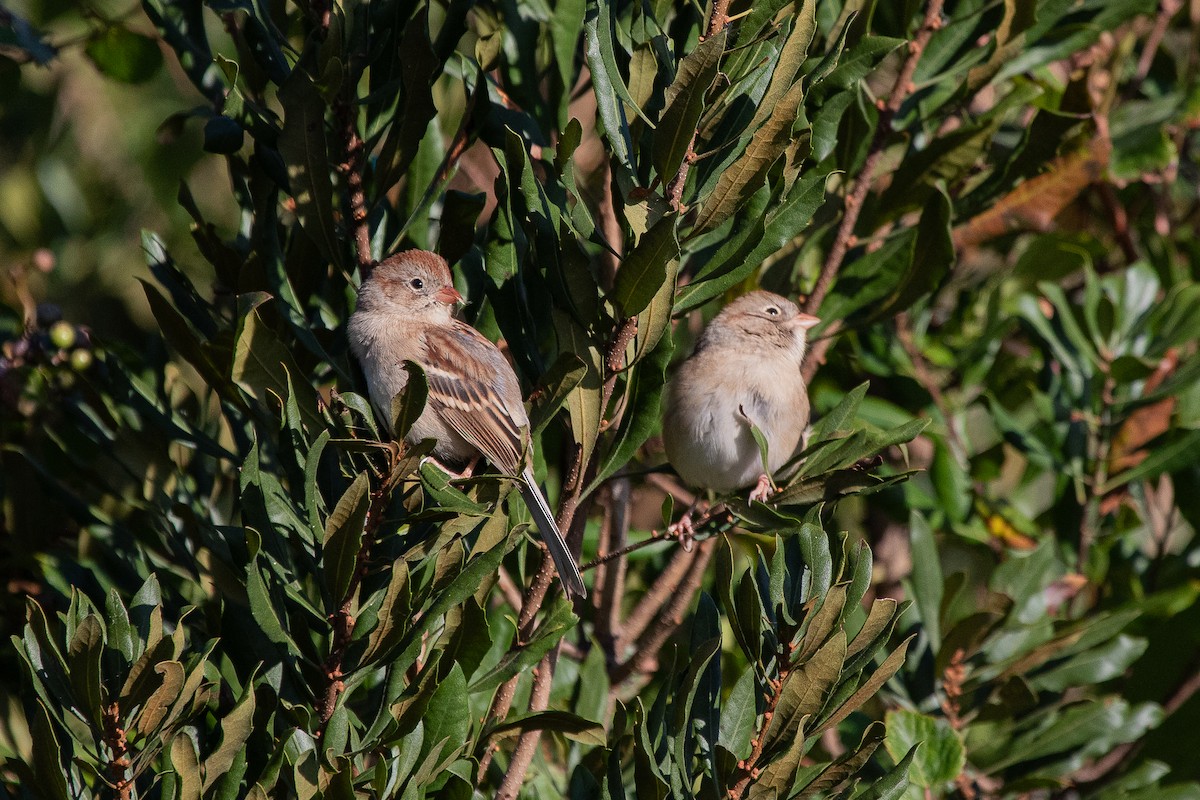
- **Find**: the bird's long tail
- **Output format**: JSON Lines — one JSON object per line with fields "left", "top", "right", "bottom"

{"left": 520, "top": 468, "right": 587, "bottom": 599}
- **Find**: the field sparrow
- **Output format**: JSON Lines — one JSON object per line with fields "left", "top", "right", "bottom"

{"left": 348, "top": 250, "right": 587, "bottom": 599}
{"left": 662, "top": 291, "right": 819, "bottom": 499}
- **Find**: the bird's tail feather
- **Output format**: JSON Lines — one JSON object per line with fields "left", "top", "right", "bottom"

{"left": 520, "top": 468, "right": 587, "bottom": 599}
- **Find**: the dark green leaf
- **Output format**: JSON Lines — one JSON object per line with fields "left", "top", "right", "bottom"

{"left": 85, "top": 26, "right": 163, "bottom": 83}
{"left": 323, "top": 472, "right": 370, "bottom": 606}
{"left": 653, "top": 30, "right": 727, "bottom": 180}
{"left": 613, "top": 215, "right": 680, "bottom": 316}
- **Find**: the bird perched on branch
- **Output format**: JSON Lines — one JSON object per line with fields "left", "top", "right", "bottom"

{"left": 663, "top": 290, "right": 820, "bottom": 501}
{"left": 348, "top": 250, "right": 587, "bottom": 599}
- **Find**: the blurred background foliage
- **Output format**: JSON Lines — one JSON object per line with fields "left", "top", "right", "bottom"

{"left": 2, "top": 0, "right": 1200, "bottom": 796}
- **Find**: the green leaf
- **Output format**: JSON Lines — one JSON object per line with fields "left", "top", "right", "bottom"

{"left": 323, "top": 472, "right": 371, "bottom": 606}
{"left": 1029, "top": 633, "right": 1148, "bottom": 692}
{"left": 852, "top": 743, "right": 915, "bottom": 800}
{"left": 1101, "top": 428, "right": 1200, "bottom": 493}
{"left": 171, "top": 732, "right": 203, "bottom": 800}
{"left": 796, "top": 721, "right": 887, "bottom": 795}
{"left": 529, "top": 354, "right": 588, "bottom": 434}
{"left": 765, "top": 630, "right": 846, "bottom": 753}
{"left": 883, "top": 710, "right": 965, "bottom": 787}
{"left": 231, "top": 300, "right": 324, "bottom": 432}
{"left": 719, "top": 666, "right": 757, "bottom": 760}
{"left": 390, "top": 361, "right": 429, "bottom": 438}
{"left": 66, "top": 614, "right": 104, "bottom": 729}
{"left": 815, "top": 635, "right": 914, "bottom": 734}
{"left": 613, "top": 215, "right": 680, "bottom": 316}
{"left": 203, "top": 683, "right": 257, "bottom": 791}
{"left": 279, "top": 68, "right": 341, "bottom": 266}
{"left": 470, "top": 595, "right": 577, "bottom": 692}
{"left": 85, "top": 26, "right": 163, "bottom": 83}
{"left": 746, "top": 1, "right": 816, "bottom": 131}
{"left": 653, "top": 29, "right": 727, "bottom": 180}
{"left": 140, "top": 281, "right": 241, "bottom": 406}
{"left": 907, "top": 510, "right": 943, "bottom": 648}
{"left": 583, "top": 0, "right": 639, "bottom": 186}
{"left": 693, "top": 78, "right": 807, "bottom": 233}
{"left": 553, "top": 310, "right": 604, "bottom": 471}
{"left": 29, "top": 700, "right": 68, "bottom": 800}
{"left": 358, "top": 558, "right": 411, "bottom": 666}
{"left": 421, "top": 663, "right": 469, "bottom": 766}
{"left": 587, "top": 328, "right": 673, "bottom": 494}
{"left": 489, "top": 710, "right": 606, "bottom": 746}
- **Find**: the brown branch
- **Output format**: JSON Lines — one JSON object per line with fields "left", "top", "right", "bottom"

{"left": 334, "top": 92, "right": 372, "bottom": 274}
{"left": 614, "top": 545, "right": 699, "bottom": 650}
{"left": 594, "top": 479, "right": 632, "bottom": 663}
{"left": 495, "top": 649, "right": 560, "bottom": 800}
{"left": 801, "top": 320, "right": 842, "bottom": 384}
{"left": 610, "top": 539, "right": 715, "bottom": 683}
{"left": 1096, "top": 182, "right": 1140, "bottom": 263}
{"left": 801, "top": 0, "right": 946, "bottom": 370}
{"left": 102, "top": 702, "right": 132, "bottom": 800}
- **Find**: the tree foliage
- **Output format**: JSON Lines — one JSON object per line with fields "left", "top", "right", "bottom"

{"left": 2, "top": 0, "right": 1200, "bottom": 797}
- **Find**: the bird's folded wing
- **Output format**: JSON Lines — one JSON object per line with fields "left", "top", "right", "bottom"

{"left": 423, "top": 323, "right": 527, "bottom": 473}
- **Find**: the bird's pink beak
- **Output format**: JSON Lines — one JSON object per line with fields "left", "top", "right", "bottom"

{"left": 790, "top": 313, "right": 821, "bottom": 330}
{"left": 436, "top": 286, "right": 464, "bottom": 305}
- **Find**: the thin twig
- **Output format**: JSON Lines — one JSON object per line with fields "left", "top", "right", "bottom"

{"left": 802, "top": 0, "right": 946, "bottom": 370}
{"left": 1072, "top": 651, "right": 1200, "bottom": 785}
{"left": 1096, "top": 182, "right": 1140, "bottom": 263}
{"left": 594, "top": 479, "right": 631, "bottom": 662}
{"left": 662, "top": 0, "right": 736, "bottom": 211}
{"left": 1134, "top": 0, "right": 1184, "bottom": 87}
{"left": 727, "top": 632, "right": 797, "bottom": 799}
{"left": 611, "top": 539, "right": 715, "bottom": 683}
{"left": 476, "top": 307, "right": 638, "bottom": 786}
{"left": 895, "top": 312, "right": 966, "bottom": 462}
{"left": 1079, "top": 374, "right": 1115, "bottom": 570}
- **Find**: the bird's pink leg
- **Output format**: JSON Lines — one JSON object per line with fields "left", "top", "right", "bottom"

{"left": 748, "top": 473, "right": 775, "bottom": 503}
{"left": 421, "top": 455, "right": 480, "bottom": 480}
{"left": 666, "top": 497, "right": 708, "bottom": 551}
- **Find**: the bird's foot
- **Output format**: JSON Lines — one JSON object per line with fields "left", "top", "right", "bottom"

{"left": 748, "top": 473, "right": 776, "bottom": 503}
{"left": 420, "top": 454, "right": 480, "bottom": 480}
{"left": 667, "top": 500, "right": 708, "bottom": 552}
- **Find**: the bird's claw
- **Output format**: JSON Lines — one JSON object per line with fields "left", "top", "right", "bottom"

{"left": 667, "top": 511, "right": 698, "bottom": 552}
{"left": 748, "top": 473, "right": 776, "bottom": 503}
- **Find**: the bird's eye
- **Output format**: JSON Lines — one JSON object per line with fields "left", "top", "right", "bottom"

{"left": 410, "top": 278, "right": 424, "bottom": 290}
{"left": 765, "top": 306, "right": 780, "bottom": 316}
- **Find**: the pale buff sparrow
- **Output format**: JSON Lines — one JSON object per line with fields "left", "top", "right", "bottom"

{"left": 348, "top": 250, "right": 586, "bottom": 598}
{"left": 662, "top": 290, "right": 819, "bottom": 500}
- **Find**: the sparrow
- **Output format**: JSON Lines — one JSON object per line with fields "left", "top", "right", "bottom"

{"left": 662, "top": 290, "right": 819, "bottom": 500}
{"left": 348, "top": 250, "right": 587, "bottom": 599}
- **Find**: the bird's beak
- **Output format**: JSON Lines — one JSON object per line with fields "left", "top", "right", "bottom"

{"left": 436, "top": 286, "right": 464, "bottom": 305}
{"left": 789, "top": 313, "right": 821, "bottom": 331}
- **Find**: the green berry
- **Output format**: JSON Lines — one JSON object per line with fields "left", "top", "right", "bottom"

{"left": 69, "top": 348, "right": 93, "bottom": 371}
{"left": 50, "top": 321, "right": 76, "bottom": 350}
